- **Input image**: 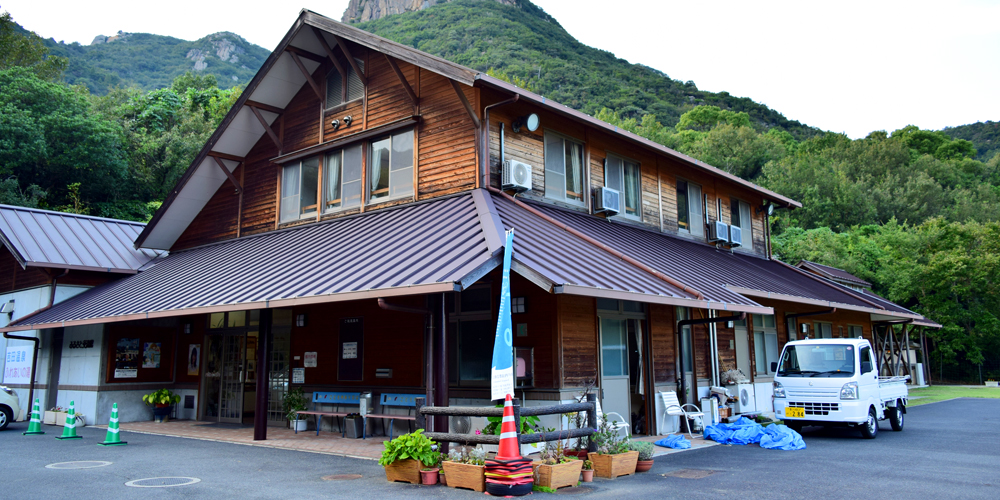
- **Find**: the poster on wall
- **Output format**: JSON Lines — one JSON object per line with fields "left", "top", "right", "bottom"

{"left": 188, "top": 344, "right": 200, "bottom": 376}
{"left": 3, "top": 346, "right": 33, "bottom": 384}
{"left": 304, "top": 351, "right": 317, "bottom": 367}
{"left": 114, "top": 338, "right": 140, "bottom": 378}
{"left": 142, "top": 342, "right": 161, "bottom": 368}
{"left": 292, "top": 367, "right": 305, "bottom": 384}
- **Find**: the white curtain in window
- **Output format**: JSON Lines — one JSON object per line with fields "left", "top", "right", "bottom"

{"left": 370, "top": 147, "right": 383, "bottom": 192}
{"left": 624, "top": 161, "right": 639, "bottom": 216}
{"left": 280, "top": 164, "right": 300, "bottom": 222}
{"left": 325, "top": 152, "right": 341, "bottom": 209}
{"left": 634, "top": 320, "right": 643, "bottom": 395}
{"left": 688, "top": 182, "right": 703, "bottom": 236}
{"left": 567, "top": 142, "right": 582, "bottom": 200}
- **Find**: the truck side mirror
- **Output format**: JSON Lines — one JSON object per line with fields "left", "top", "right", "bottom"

{"left": 770, "top": 362, "right": 778, "bottom": 372}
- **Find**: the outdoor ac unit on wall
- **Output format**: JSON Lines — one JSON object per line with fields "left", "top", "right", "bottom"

{"left": 729, "top": 225, "right": 743, "bottom": 247}
{"left": 708, "top": 220, "right": 729, "bottom": 243}
{"left": 594, "top": 187, "right": 620, "bottom": 216}
{"left": 502, "top": 160, "right": 532, "bottom": 192}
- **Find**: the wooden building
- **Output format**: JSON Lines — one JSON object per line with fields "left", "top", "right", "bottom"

{"left": 1, "top": 10, "right": 937, "bottom": 435}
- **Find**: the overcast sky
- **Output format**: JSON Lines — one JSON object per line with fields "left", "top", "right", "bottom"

{"left": 5, "top": 0, "right": 998, "bottom": 138}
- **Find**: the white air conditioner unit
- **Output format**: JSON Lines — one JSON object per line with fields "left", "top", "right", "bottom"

{"left": 733, "top": 383, "right": 756, "bottom": 414}
{"left": 594, "top": 186, "right": 620, "bottom": 216}
{"left": 708, "top": 220, "right": 729, "bottom": 243}
{"left": 502, "top": 160, "right": 532, "bottom": 192}
{"left": 729, "top": 225, "right": 744, "bottom": 248}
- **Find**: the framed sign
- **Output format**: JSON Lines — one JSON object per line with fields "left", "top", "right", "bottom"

{"left": 188, "top": 344, "right": 201, "bottom": 376}
{"left": 3, "top": 346, "right": 33, "bottom": 384}
{"left": 292, "top": 367, "right": 305, "bottom": 384}
{"left": 338, "top": 317, "right": 363, "bottom": 381}
{"left": 114, "top": 338, "right": 140, "bottom": 378}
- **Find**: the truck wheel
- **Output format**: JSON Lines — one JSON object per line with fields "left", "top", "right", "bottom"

{"left": 860, "top": 407, "right": 878, "bottom": 439}
{"left": 889, "top": 400, "right": 904, "bottom": 431}
{"left": 0, "top": 405, "right": 11, "bottom": 431}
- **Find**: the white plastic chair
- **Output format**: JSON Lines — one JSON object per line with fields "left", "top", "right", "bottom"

{"left": 594, "top": 399, "right": 631, "bottom": 438}
{"left": 660, "top": 391, "right": 704, "bottom": 439}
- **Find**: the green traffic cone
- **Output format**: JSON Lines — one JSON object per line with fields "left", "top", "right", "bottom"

{"left": 55, "top": 400, "right": 82, "bottom": 440}
{"left": 22, "top": 399, "right": 45, "bottom": 435}
{"left": 98, "top": 403, "right": 126, "bottom": 446}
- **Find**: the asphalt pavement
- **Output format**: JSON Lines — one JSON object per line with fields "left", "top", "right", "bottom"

{"left": 1, "top": 398, "right": 997, "bottom": 499}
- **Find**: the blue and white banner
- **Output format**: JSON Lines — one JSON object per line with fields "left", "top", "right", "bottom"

{"left": 491, "top": 229, "right": 515, "bottom": 401}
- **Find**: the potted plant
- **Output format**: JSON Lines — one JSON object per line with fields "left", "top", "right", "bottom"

{"left": 282, "top": 387, "right": 308, "bottom": 432}
{"left": 378, "top": 430, "right": 438, "bottom": 484}
{"left": 420, "top": 452, "right": 441, "bottom": 485}
{"left": 581, "top": 460, "right": 594, "bottom": 482}
{"left": 142, "top": 389, "right": 181, "bottom": 423}
{"left": 589, "top": 414, "right": 639, "bottom": 479}
{"left": 532, "top": 442, "right": 583, "bottom": 491}
{"left": 442, "top": 446, "right": 487, "bottom": 492}
{"left": 629, "top": 441, "right": 655, "bottom": 472}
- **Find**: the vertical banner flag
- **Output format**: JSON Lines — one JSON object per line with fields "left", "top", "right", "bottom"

{"left": 491, "top": 229, "right": 515, "bottom": 401}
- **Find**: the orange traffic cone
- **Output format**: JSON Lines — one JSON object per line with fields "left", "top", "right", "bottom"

{"left": 495, "top": 395, "right": 522, "bottom": 461}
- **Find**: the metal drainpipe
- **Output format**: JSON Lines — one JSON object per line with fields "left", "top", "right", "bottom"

{"left": 482, "top": 96, "right": 520, "bottom": 189}
{"left": 785, "top": 308, "right": 837, "bottom": 339}
{"left": 677, "top": 312, "right": 745, "bottom": 405}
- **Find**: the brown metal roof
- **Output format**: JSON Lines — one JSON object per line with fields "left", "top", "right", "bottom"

{"left": 0, "top": 204, "right": 164, "bottom": 274}
{"left": 489, "top": 192, "right": 771, "bottom": 314}
{"left": 797, "top": 260, "right": 872, "bottom": 287}
{"left": 4, "top": 194, "right": 494, "bottom": 332}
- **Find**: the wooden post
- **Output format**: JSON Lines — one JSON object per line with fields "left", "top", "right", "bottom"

{"left": 253, "top": 309, "right": 273, "bottom": 441}
{"left": 586, "top": 393, "right": 597, "bottom": 453}
{"left": 415, "top": 397, "right": 426, "bottom": 431}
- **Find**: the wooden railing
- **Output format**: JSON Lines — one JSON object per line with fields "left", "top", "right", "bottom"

{"left": 415, "top": 393, "right": 597, "bottom": 451}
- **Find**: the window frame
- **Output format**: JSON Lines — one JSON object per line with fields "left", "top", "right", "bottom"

{"left": 279, "top": 156, "right": 321, "bottom": 224}
{"left": 753, "top": 314, "right": 778, "bottom": 376}
{"left": 675, "top": 178, "right": 704, "bottom": 237}
{"left": 542, "top": 131, "right": 586, "bottom": 207}
{"left": 604, "top": 152, "right": 642, "bottom": 219}
{"left": 848, "top": 324, "right": 864, "bottom": 339}
{"left": 729, "top": 197, "right": 754, "bottom": 251}
{"left": 325, "top": 57, "right": 365, "bottom": 110}
{"left": 323, "top": 144, "right": 363, "bottom": 213}
{"left": 813, "top": 321, "right": 834, "bottom": 339}
{"left": 447, "top": 286, "right": 494, "bottom": 388}
{"left": 367, "top": 128, "right": 415, "bottom": 204}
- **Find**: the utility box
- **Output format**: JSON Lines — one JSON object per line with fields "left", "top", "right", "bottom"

{"left": 359, "top": 392, "right": 372, "bottom": 416}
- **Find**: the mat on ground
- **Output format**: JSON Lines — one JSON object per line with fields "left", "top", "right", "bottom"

{"left": 653, "top": 434, "right": 691, "bottom": 449}
{"left": 703, "top": 417, "right": 805, "bottom": 450}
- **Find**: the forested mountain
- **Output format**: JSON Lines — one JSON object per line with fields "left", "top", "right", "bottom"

{"left": 944, "top": 121, "right": 1000, "bottom": 162}
{"left": 20, "top": 23, "right": 269, "bottom": 95}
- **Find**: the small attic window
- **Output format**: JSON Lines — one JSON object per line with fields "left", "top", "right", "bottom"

{"left": 326, "top": 58, "right": 365, "bottom": 108}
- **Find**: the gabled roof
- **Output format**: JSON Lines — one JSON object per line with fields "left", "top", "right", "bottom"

{"left": 797, "top": 260, "right": 871, "bottom": 288}
{"left": 135, "top": 9, "right": 800, "bottom": 251}
{"left": 0, "top": 204, "right": 164, "bottom": 274}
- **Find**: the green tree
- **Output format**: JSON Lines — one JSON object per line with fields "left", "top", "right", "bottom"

{"left": 0, "top": 11, "right": 67, "bottom": 81}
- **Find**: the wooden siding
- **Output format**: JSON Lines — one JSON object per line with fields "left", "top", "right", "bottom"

{"left": 558, "top": 294, "right": 597, "bottom": 388}
{"left": 416, "top": 69, "right": 478, "bottom": 199}
{"left": 649, "top": 304, "right": 675, "bottom": 383}
{"left": 0, "top": 247, "right": 50, "bottom": 292}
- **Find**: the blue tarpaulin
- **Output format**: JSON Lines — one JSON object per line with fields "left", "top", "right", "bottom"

{"left": 703, "top": 417, "right": 805, "bottom": 450}
{"left": 654, "top": 434, "right": 691, "bottom": 449}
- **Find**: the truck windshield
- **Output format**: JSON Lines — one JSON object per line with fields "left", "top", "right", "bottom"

{"left": 777, "top": 344, "right": 856, "bottom": 377}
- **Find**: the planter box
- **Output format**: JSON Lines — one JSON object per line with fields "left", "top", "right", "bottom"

{"left": 442, "top": 462, "right": 486, "bottom": 492}
{"left": 44, "top": 411, "right": 85, "bottom": 427}
{"left": 986, "top": 381, "right": 999, "bottom": 387}
{"left": 344, "top": 417, "right": 364, "bottom": 439}
{"left": 384, "top": 458, "right": 422, "bottom": 484}
{"left": 533, "top": 459, "right": 584, "bottom": 490}
{"left": 590, "top": 451, "right": 639, "bottom": 479}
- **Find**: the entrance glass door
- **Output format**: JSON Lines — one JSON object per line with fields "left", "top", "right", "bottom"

{"left": 202, "top": 332, "right": 246, "bottom": 423}
{"left": 599, "top": 318, "right": 631, "bottom": 426}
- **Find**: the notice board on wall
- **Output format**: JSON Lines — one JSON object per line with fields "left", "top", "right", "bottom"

{"left": 338, "top": 317, "right": 363, "bottom": 381}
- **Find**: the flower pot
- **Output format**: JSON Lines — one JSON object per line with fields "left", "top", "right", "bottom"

{"left": 564, "top": 450, "right": 588, "bottom": 461}
{"left": 344, "top": 417, "right": 364, "bottom": 439}
{"left": 384, "top": 458, "right": 422, "bottom": 484}
{"left": 590, "top": 451, "right": 639, "bottom": 479}
{"left": 442, "top": 461, "right": 486, "bottom": 492}
{"left": 292, "top": 419, "right": 308, "bottom": 432}
{"left": 439, "top": 471, "right": 447, "bottom": 486}
{"left": 420, "top": 468, "right": 439, "bottom": 485}
{"left": 533, "top": 459, "right": 584, "bottom": 490}
{"left": 581, "top": 469, "right": 594, "bottom": 482}
{"left": 152, "top": 405, "right": 172, "bottom": 423}
{"left": 635, "top": 460, "right": 654, "bottom": 473}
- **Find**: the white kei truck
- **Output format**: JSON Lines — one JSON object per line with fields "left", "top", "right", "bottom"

{"left": 771, "top": 338, "right": 907, "bottom": 439}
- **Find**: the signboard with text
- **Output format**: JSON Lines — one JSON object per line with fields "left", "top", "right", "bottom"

{"left": 3, "top": 346, "right": 33, "bottom": 384}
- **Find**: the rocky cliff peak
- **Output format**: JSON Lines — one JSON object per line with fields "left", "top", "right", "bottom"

{"left": 341, "top": 0, "right": 519, "bottom": 23}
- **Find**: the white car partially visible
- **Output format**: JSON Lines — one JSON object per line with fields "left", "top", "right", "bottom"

{"left": 0, "top": 385, "right": 21, "bottom": 430}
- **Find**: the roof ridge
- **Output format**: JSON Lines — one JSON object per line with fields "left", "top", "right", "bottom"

{"left": 0, "top": 204, "right": 148, "bottom": 227}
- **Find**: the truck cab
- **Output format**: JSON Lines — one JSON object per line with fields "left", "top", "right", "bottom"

{"left": 772, "top": 338, "right": 906, "bottom": 439}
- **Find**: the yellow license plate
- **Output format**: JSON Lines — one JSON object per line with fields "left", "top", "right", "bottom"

{"left": 786, "top": 407, "right": 805, "bottom": 419}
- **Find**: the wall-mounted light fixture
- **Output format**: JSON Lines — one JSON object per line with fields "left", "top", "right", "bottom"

{"left": 343, "top": 115, "right": 353, "bottom": 127}
{"left": 296, "top": 314, "right": 307, "bottom": 327}
{"left": 0, "top": 300, "right": 14, "bottom": 318}
{"left": 330, "top": 119, "right": 341, "bottom": 130}
{"left": 511, "top": 113, "right": 539, "bottom": 133}
{"left": 757, "top": 199, "right": 775, "bottom": 216}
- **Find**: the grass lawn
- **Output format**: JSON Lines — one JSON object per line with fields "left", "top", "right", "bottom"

{"left": 908, "top": 385, "right": 1000, "bottom": 406}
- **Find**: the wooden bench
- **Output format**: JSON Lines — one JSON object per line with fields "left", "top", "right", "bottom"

{"left": 295, "top": 392, "right": 361, "bottom": 436}
{"left": 363, "top": 393, "right": 419, "bottom": 440}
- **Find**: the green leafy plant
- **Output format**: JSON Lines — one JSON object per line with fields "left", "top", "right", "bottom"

{"left": 282, "top": 386, "right": 308, "bottom": 422}
{"left": 378, "top": 430, "right": 439, "bottom": 467}
{"left": 482, "top": 406, "right": 541, "bottom": 436}
{"left": 628, "top": 441, "right": 654, "bottom": 461}
{"left": 582, "top": 459, "right": 593, "bottom": 471}
{"left": 591, "top": 413, "right": 631, "bottom": 455}
{"left": 141, "top": 388, "right": 180, "bottom": 406}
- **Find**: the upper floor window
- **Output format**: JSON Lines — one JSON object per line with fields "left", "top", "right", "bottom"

{"left": 604, "top": 154, "right": 641, "bottom": 218}
{"left": 280, "top": 157, "right": 320, "bottom": 223}
{"left": 326, "top": 58, "right": 365, "bottom": 108}
{"left": 676, "top": 179, "right": 703, "bottom": 237}
{"left": 324, "top": 144, "right": 363, "bottom": 212}
{"left": 544, "top": 132, "right": 584, "bottom": 205}
{"left": 730, "top": 198, "right": 753, "bottom": 251}
{"left": 369, "top": 129, "right": 414, "bottom": 201}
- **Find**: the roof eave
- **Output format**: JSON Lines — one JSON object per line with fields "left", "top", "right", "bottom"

{"left": 726, "top": 285, "right": 922, "bottom": 320}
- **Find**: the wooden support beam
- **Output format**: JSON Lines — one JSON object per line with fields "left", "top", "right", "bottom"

{"left": 288, "top": 51, "right": 324, "bottom": 102}
{"left": 212, "top": 156, "right": 242, "bottom": 193}
{"left": 331, "top": 34, "right": 368, "bottom": 86}
{"left": 450, "top": 79, "right": 480, "bottom": 129}
{"left": 207, "top": 151, "right": 246, "bottom": 163}
{"left": 244, "top": 100, "right": 284, "bottom": 115}
{"left": 310, "top": 26, "right": 346, "bottom": 81}
{"left": 249, "top": 105, "right": 283, "bottom": 151}
{"left": 384, "top": 54, "right": 418, "bottom": 106}
{"left": 283, "top": 45, "right": 326, "bottom": 64}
